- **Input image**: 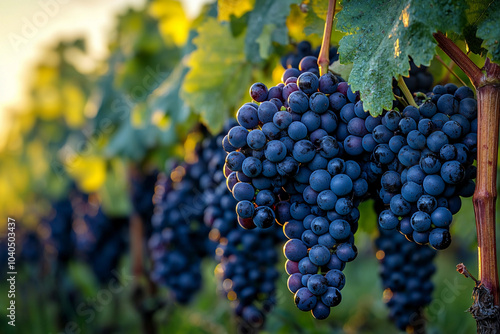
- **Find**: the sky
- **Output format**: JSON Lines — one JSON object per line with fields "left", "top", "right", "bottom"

{"left": 0, "top": 0, "right": 210, "bottom": 137}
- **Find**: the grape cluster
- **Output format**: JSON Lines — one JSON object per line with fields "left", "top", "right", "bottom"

{"left": 45, "top": 198, "right": 76, "bottom": 263}
{"left": 74, "top": 197, "right": 129, "bottom": 284}
{"left": 149, "top": 159, "right": 214, "bottom": 304}
{"left": 222, "top": 49, "right": 479, "bottom": 323}
{"left": 203, "top": 123, "right": 284, "bottom": 329}
{"left": 280, "top": 41, "right": 339, "bottom": 70}
{"left": 224, "top": 58, "right": 378, "bottom": 319}
{"left": 373, "top": 85, "right": 477, "bottom": 249}
{"left": 224, "top": 56, "right": 344, "bottom": 230}
{"left": 403, "top": 59, "right": 434, "bottom": 93}
{"left": 376, "top": 226, "right": 436, "bottom": 331}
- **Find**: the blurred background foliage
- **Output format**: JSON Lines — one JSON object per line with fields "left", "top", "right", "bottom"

{"left": 0, "top": 0, "right": 496, "bottom": 333}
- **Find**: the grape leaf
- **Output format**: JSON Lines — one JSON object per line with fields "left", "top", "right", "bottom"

{"left": 244, "top": 0, "right": 301, "bottom": 61}
{"left": 256, "top": 24, "right": 276, "bottom": 59}
{"left": 182, "top": 18, "right": 252, "bottom": 134}
{"left": 218, "top": 0, "right": 254, "bottom": 21}
{"left": 337, "top": 0, "right": 468, "bottom": 115}
{"left": 304, "top": 0, "right": 328, "bottom": 36}
{"left": 329, "top": 60, "right": 353, "bottom": 81}
{"left": 476, "top": 1, "right": 500, "bottom": 63}
{"left": 147, "top": 64, "right": 191, "bottom": 124}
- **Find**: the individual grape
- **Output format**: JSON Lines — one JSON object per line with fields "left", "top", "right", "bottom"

{"left": 372, "top": 125, "right": 394, "bottom": 143}
{"left": 298, "top": 55, "right": 319, "bottom": 72}
{"left": 264, "top": 140, "right": 287, "bottom": 162}
{"left": 365, "top": 115, "right": 381, "bottom": 132}
{"left": 389, "top": 135, "right": 406, "bottom": 153}
{"left": 277, "top": 157, "right": 300, "bottom": 177}
{"left": 459, "top": 98, "right": 477, "bottom": 120}
{"left": 242, "top": 157, "right": 262, "bottom": 177}
{"left": 329, "top": 219, "right": 351, "bottom": 240}
{"left": 442, "top": 120, "right": 462, "bottom": 139}
{"left": 316, "top": 190, "right": 338, "bottom": 211}
{"left": 422, "top": 175, "right": 445, "bottom": 196}
{"left": 288, "top": 91, "right": 310, "bottom": 114}
{"left": 309, "top": 170, "right": 332, "bottom": 192}
{"left": 330, "top": 174, "right": 353, "bottom": 196}
{"left": 253, "top": 205, "right": 275, "bottom": 229}
{"left": 319, "top": 72, "right": 339, "bottom": 94}
{"left": 294, "top": 287, "right": 317, "bottom": 311}
{"left": 320, "top": 111, "right": 338, "bottom": 133}
{"left": 283, "top": 83, "right": 299, "bottom": 102}
{"left": 261, "top": 122, "right": 281, "bottom": 139}
{"left": 440, "top": 161, "right": 465, "bottom": 184}
{"left": 309, "top": 92, "right": 329, "bottom": 113}
{"left": 383, "top": 110, "right": 402, "bottom": 131}
{"left": 407, "top": 130, "right": 426, "bottom": 150}
{"left": 401, "top": 181, "right": 423, "bottom": 202}
{"left": 237, "top": 104, "right": 259, "bottom": 129}
{"left": 428, "top": 228, "right": 451, "bottom": 250}
{"left": 398, "top": 145, "right": 421, "bottom": 166}
{"left": 454, "top": 86, "right": 474, "bottom": 100}
{"left": 329, "top": 92, "right": 347, "bottom": 111}
{"left": 297, "top": 72, "right": 319, "bottom": 95}
{"left": 419, "top": 100, "right": 438, "bottom": 119}
{"left": 288, "top": 121, "right": 308, "bottom": 141}
{"left": 335, "top": 243, "right": 357, "bottom": 262}
{"left": 301, "top": 111, "right": 321, "bottom": 132}
{"left": 256, "top": 101, "right": 278, "bottom": 123}
{"left": 430, "top": 207, "right": 453, "bottom": 227}
{"left": 340, "top": 103, "right": 356, "bottom": 123}
{"left": 232, "top": 182, "right": 255, "bottom": 201}
{"left": 410, "top": 211, "right": 432, "bottom": 232}
{"left": 292, "top": 140, "right": 316, "bottom": 163}
{"left": 237, "top": 200, "right": 255, "bottom": 218}
{"left": 419, "top": 154, "right": 441, "bottom": 174}
{"left": 390, "top": 194, "right": 411, "bottom": 216}
{"left": 309, "top": 245, "right": 331, "bottom": 266}
{"left": 398, "top": 117, "right": 417, "bottom": 134}
{"left": 373, "top": 144, "right": 396, "bottom": 164}
{"left": 250, "top": 82, "right": 268, "bottom": 102}
{"left": 417, "top": 195, "right": 437, "bottom": 213}
{"left": 343, "top": 135, "right": 364, "bottom": 156}
{"left": 437, "top": 94, "right": 458, "bottom": 115}
{"left": 347, "top": 118, "right": 369, "bottom": 137}
{"left": 247, "top": 129, "right": 267, "bottom": 150}
{"left": 321, "top": 288, "right": 342, "bottom": 307}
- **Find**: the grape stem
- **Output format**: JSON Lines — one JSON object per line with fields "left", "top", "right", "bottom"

{"left": 473, "top": 58, "right": 500, "bottom": 306}
{"left": 434, "top": 54, "right": 468, "bottom": 87}
{"left": 432, "top": 32, "right": 482, "bottom": 87}
{"left": 397, "top": 76, "right": 418, "bottom": 107}
{"left": 434, "top": 32, "right": 500, "bottom": 332}
{"left": 318, "top": 0, "right": 336, "bottom": 76}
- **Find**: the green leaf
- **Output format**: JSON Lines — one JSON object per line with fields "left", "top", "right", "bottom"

{"left": 182, "top": 18, "right": 252, "bottom": 133}
{"left": 476, "top": 1, "right": 500, "bottom": 63}
{"left": 329, "top": 60, "right": 353, "bottom": 81}
{"left": 337, "top": 0, "right": 468, "bottom": 115}
{"left": 147, "top": 64, "right": 191, "bottom": 124}
{"left": 229, "top": 12, "right": 250, "bottom": 37}
{"left": 463, "top": 24, "right": 487, "bottom": 56}
{"left": 256, "top": 24, "right": 275, "bottom": 59}
{"left": 244, "top": 0, "right": 300, "bottom": 61}
{"left": 304, "top": 0, "right": 328, "bottom": 36}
